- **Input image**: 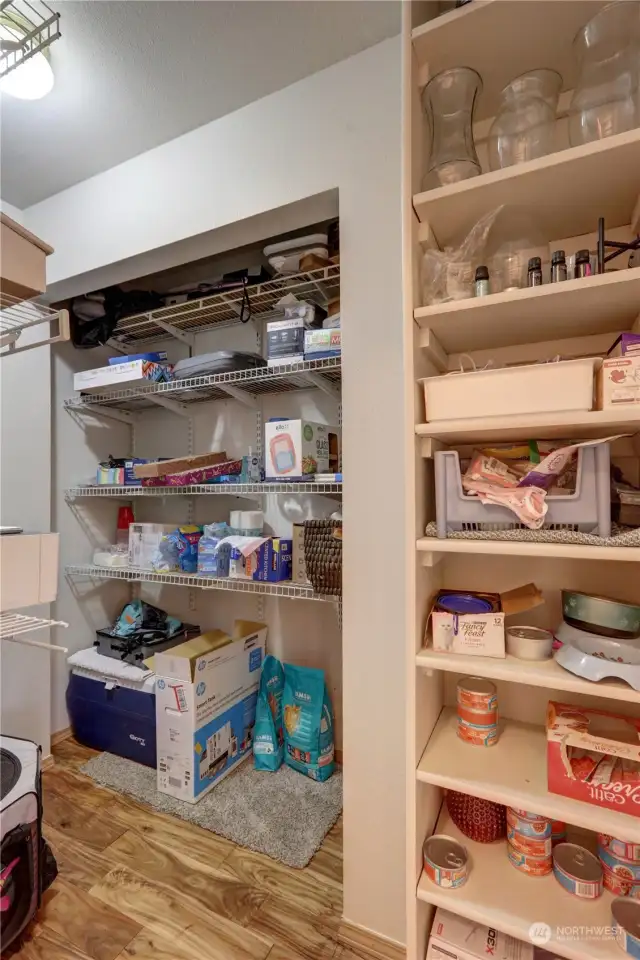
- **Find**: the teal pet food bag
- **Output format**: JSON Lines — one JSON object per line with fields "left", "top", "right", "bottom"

{"left": 283, "top": 663, "right": 334, "bottom": 781}
{"left": 253, "top": 654, "right": 284, "bottom": 771}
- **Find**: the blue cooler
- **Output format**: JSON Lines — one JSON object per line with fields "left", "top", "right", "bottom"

{"left": 66, "top": 649, "right": 157, "bottom": 767}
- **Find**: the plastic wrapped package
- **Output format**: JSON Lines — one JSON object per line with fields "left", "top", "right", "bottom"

{"left": 421, "top": 206, "right": 549, "bottom": 304}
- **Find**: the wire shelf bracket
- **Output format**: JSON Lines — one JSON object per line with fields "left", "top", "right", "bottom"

{"left": 0, "top": 612, "right": 68, "bottom": 653}
{"left": 0, "top": 0, "right": 61, "bottom": 80}
{"left": 0, "top": 297, "right": 69, "bottom": 357}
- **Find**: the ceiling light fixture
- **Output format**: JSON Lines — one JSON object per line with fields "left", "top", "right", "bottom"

{"left": 0, "top": 1, "right": 60, "bottom": 101}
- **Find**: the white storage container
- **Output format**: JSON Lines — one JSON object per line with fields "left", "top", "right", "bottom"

{"left": 420, "top": 358, "right": 599, "bottom": 423}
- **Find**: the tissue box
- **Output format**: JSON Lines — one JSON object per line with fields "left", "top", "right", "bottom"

{"left": 229, "top": 539, "right": 292, "bottom": 582}
{"left": 96, "top": 459, "right": 155, "bottom": 486}
{"left": 265, "top": 419, "right": 340, "bottom": 480}
{"left": 74, "top": 359, "right": 173, "bottom": 392}
{"left": 547, "top": 701, "right": 640, "bottom": 816}
{"left": 155, "top": 621, "right": 266, "bottom": 803}
{"left": 428, "top": 584, "right": 543, "bottom": 658}
{"left": 597, "top": 355, "right": 640, "bottom": 408}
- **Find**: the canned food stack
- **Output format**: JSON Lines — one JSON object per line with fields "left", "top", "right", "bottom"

{"left": 599, "top": 835, "right": 640, "bottom": 899}
{"left": 506, "top": 808, "right": 553, "bottom": 876}
{"left": 553, "top": 842, "right": 603, "bottom": 899}
{"left": 456, "top": 677, "right": 499, "bottom": 747}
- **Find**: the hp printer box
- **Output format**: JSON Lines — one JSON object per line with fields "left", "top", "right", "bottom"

{"left": 154, "top": 621, "right": 267, "bottom": 803}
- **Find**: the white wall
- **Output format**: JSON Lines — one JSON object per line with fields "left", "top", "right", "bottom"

{"left": 26, "top": 37, "right": 406, "bottom": 945}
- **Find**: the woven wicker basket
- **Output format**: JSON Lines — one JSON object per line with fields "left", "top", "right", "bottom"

{"left": 303, "top": 519, "right": 342, "bottom": 597}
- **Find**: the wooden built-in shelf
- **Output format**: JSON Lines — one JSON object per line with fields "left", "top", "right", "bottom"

{"left": 415, "top": 408, "right": 640, "bottom": 444}
{"left": 416, "top": 647, "right": 640, "bottom": 706}
{"left": 416, "top": 538, "right": 640, "bottom": 563}
{"left": 418, "top": 708, "right": 640, "bottom": 843}
{"left": 414, "top": 268, "right": 640, "bottom": 354}
{"left": 417, "top": 809, "right": 618, "bottom": 960}
{"left": 412, "top": 1, "right": 608, "bottom": 123}
{"left": 413, "top": 129, "right": 640, "bottom": 248}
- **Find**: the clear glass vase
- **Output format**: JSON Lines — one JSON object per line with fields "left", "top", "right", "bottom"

{"left": 569, "top": 0, "right": 640, "bottom": 147}
{"left": 422, "top": 67, "right": 483, "bottom": 189}
{"left": 488, "top": 69, "right": 562, "bottom": 171}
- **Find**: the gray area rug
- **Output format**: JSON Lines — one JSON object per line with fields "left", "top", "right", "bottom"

{"left": 82, "top": 752, "right": 342, "bottom": 869}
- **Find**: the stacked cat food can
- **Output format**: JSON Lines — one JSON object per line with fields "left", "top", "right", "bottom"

{"left": 553, "top": 843, "right": 603, "bottom": 899}
{"left": 506, "top": 808, "right": 554, "bottom": 876}
{"left": 599, "top": 835, "right": 640, "bottom": 899}
{"left": 456, "top": 678, "right": 499, "bottom": 747}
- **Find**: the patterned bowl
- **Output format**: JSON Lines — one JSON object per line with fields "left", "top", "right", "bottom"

{"left": 562, "top": 590, "right": 640, "bottom": 640}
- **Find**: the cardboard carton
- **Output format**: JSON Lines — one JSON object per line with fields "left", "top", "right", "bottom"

{"left": 597, "top": 355, "right": 640, "bottom": 408}
{"left": 0, "top": 213, "right": 52, "bottom": 303}
{"left": 133, "top": 450, "right": 228, "bottom": 479}
{"left": 427, "top": 908, "right": 533, "bottom": 960}
{"left": 547, "top": 700, "right": 640, "bottom": 816}
{"left": 155, "top": 621, "right": 267, "bottom": 803}
{"left": 73, "top": 359, "right": 173, "bottom": 392}
{"left": 428, "top": 584, "right": 543, "bottom": 658}
{"left": 265, "top": 419, "right": 340, "bottom": 480}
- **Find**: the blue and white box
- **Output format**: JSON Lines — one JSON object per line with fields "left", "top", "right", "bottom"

{"left": 154, "top": 621, "right": 267, "bottom": 803}
{"left": 229, "top": 538, "right": 292, "bottom": 582}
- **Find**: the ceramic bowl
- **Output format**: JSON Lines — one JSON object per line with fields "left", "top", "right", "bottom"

{"left": 561, "top": 590, "right": 640, "bottom": 640}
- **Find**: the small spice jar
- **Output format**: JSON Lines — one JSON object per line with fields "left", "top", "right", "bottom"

{"left": 550, "top": 250, "right": 567, "bottom": 283}
{"left": 474, "top": 265, "right": 490, "bottom": 297}
{"left": 527, "top": 256, "right": 543, "bottom": 287}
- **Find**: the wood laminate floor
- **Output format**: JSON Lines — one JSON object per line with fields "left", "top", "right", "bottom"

{"left": 4, "top": 739, "right": 369, "bottom": 960}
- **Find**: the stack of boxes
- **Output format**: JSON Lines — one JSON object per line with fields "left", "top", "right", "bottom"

{"left": 266, "top": 301, "right": 340, "bottom": 366}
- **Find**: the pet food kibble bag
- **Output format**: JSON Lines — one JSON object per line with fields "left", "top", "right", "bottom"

{"left": 253, "top": 655, "right": 285, "bottom": 771}
{"left": 283, "top": 663, "right": 334, "bottom": 781}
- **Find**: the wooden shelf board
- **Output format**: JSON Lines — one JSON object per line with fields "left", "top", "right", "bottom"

{"left": 414, "top": 268, "right": 640, "bottom": 353}
{"left": 417, "top": 808, "right": 619, "bottom": 960}
{"left": 412, "top": 129, "right": 640, "bottom": 248}
{"left": 416, "top": 647, "right": 640, "bottom": 706}
{"left": 415, "top": 408, "right": 640, "bottom": 444}
{"left": 416, "top": 537, "right": 640, "bottom": 563}
{"left": 412, "top": 1, "right": 607, "bottom": 123}
{"left": 417, "top": 708, "right": 640, "bottom": 843}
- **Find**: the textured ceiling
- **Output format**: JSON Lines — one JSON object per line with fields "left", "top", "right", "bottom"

{"left": 0, "top": 0, "right": 399, "bottom": 208}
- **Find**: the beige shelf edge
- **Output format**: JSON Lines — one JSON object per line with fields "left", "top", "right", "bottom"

{"left": 415, "top": 408, "right": 640, "bottom": 444}
{"left": 418, "top": 708, "right": 640, "bottom": 843}
{"left": 416, "top": 537, "right": 640, "bottom": 563}
{"left": 416, "top": 647, "right": 640, "bottom": 706}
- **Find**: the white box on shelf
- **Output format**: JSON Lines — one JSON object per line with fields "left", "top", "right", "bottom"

{"left": 597, "top": 354, "right": 640, "bottom": 408}
{"left": 427, "top": 908, "right": 534, "bottom": 960}
{"left": 154, "top": 621, "right": 266, "bottom": 803}
{"left": 420, "top": 358, "right": 600, "bottom": 423}
{"left": 264, "top": 419, "right": 340, "bottom": 480}
{"left": 428, "top": 584, "right": 543, "bottom": 658}
{"left": 0, "top": 533, "right": 59, "bottom": 611}
{"left": 73, "top": 359, "right": 173, "bottom": 392}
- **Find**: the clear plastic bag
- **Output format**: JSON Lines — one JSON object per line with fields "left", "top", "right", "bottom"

{"left": 421, "top": 207, "right": 504, "bottom": 305}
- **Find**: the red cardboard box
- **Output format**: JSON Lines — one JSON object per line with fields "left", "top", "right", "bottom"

{"left": 547, "top": 701, "right": 640, "bottom": 816}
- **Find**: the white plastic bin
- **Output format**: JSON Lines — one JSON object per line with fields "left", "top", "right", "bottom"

{"left": 420, "top": 358, "right": 599, "bottom": 423}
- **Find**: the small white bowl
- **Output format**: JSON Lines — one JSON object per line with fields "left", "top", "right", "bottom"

{"left": 506, "top": 626, "right": 554, "bottom": 661}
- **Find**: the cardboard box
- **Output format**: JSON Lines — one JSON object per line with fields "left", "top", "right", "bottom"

{"left": 229, "top": 538, "right": 292, "bottom": 582}
{"left": 266, "top": 317, "right": 306, "bottom": 366}
{"left": 128, "top": 523, "right": 174, "bottom": 569}
{"left": 96, "top": 458, "right": 157, "bottom": 486}
{"left": 265, "top": 419, "right": 340, "bottom": 479}
{"left": 292, "top": 524, "right": 309, "bottom": 584}
{"left": 0, "top": 213, "right": 52, "bottom": 303}
{"left": 428, "top": 584, "right": 543, "bottom": 658}
{"left": 0, "top": 533, "right": 59, "bottom": 612}
{"left": 134, "top": 450, "right": 228, "bottom": 480}
{"left": 155, "top": 621, "right": 267, "bottom": 803}
{"left": 304, "top": 328, "right": 341, "bottom": 359}
{"left": 74, "top": 359, "right": 174, "bottom": 392}
{"left": 547, "top": 700, "right": 640, "bottom": 817}
{"left": 608, "top": 333, "right": 640, "bottom": 357}
{"left": 427, "top": 908, "right": 533, "bottom": 960}
{"left": 597, "top": 355, "right": 640, "bottom": 408}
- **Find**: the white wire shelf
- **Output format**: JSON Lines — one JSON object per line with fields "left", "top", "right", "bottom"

{"left": 0, "top": 294, "right": 69, "bottom": 357}
{"left": 65, "top": 482, "right": 343, "bottom": 499}
{"left": 65, "top": 564, "right": 335, "bottom": 602}
{"left": 110, "top": 264, "right": 340, "bottom": 345}
{"left": 0, "top": 0, "right": 61, "bottom": 81}
{"left": 64, "top": 356, "right": 342, "bottom": 411}
{"left": 0, "top": 612, "right": 68, "bottom": 639}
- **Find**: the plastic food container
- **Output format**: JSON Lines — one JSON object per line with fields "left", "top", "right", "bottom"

{"left": 420, "top": 357, "right": 599, "bottom": 423}
{"left": 506, "top": 626, "right": 554, "bottom": 661}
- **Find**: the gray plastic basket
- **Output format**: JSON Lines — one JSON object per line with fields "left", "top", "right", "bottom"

{"left": 434, "top": 445, "right": 611, "bottom": 538}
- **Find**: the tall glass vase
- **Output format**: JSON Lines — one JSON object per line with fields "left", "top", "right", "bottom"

{"left": 569, "top": 0, "right": 640, "bottom": 146}
{"left": 422, "top": 67, "right": 483, "bottom": 190}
